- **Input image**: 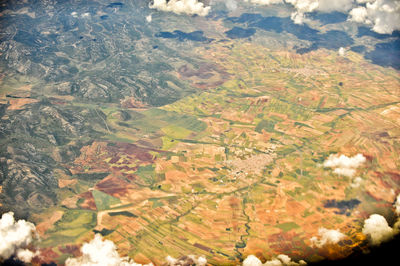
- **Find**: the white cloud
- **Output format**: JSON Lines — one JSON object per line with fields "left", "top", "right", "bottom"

{"left": 147, "top": 0, "right": 399, "bottom": 34}
{"left": 71, "top": 11, "right": 78, "bottom": 18}
{"left": 323, "top": 153, "right": 366, "bottom": 169}
{"left": 241, "top": 0, "right": 399, "bottom": 33}
{"left": 349, "top": 6, "right": 368, "bottom": 22}
{"left": 244, "top": 0, "right": 284, "bottom": 5}
{"left": 65, "top": 234, "right": 153, "bottom": 266}
{"left": 290, "top": 11, "right": 308, "bottom": 24}
{"left": 264, "top": 259, "right": 285, "bottom": 266}
{"left": 16, "top": 248, "right": 38, "bottom": 263}
{"left": 243, "top": 255, "right": 264, "bottom": 266}
{"left": 242, "top": 254, "right": 307, "bottom": 266}
{"left": 150, "top": 0, "right": 211, "bottom": 16}
{"left": 349, "top": 0, "right": 400, "bottom": 34}
{"left": 333, "top": 167, "right": 357, "bottom": 177}
{"left": 277, "top": 255, "right": 292, "bottom": 264}
{"left": 338, "top": 47, "right": 346, "bottom": 56}
{"left": 310, "top": 228, "right": 346, "bottom": 248}
{"left": 0, "top": 212, "right": 38, "bottom": 263}
{"left": 323, "top": 153, "right": 366, "bottom": 177}
{"left": 286, "top": 0, "right": 354, "bottom": 13}
{"left": 146, "top": 14, "right": 152, "bottom": 22}
{"left": 166, "top": 255, "right": 207, "bottom": 266}
{"left": 350, "top": 176, "right": 363, "bottom": 188}
{"left": 362, "top": 214, "right": 394, "bottom": 246}
{"left": 356, "top": 0, "right": 375, "bottom": 3}
{"left": 226, "top": 0, "right": 239, "bottom": 11}
{"left": 244, "top": 0, "right": 354, "bottom": 24}
{"left": 394, "top": 194, "right": 400, "bottom": 216}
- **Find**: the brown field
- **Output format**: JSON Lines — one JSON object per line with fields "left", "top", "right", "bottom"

{"left": 36, "top": 41, "right": 400, "bottom": 265}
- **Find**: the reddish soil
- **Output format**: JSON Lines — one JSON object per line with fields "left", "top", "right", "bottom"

{"left": 120, "top": 97, "right": 147, "bottom": 108}
{"left": 59, "top": 245, "right": 81, "bottom": 257}
{"left": 95, "top": 176, "right": 130, "bottom": 197}
{"left": 35, "top": 248, "right": 59, "bottom": 265}
{"left": 107, "top": 142, "right": 155, "bottom": 162}
{"left": 79, "top": 191, "right": 97, "bottom": 211}
{"left": 387, "top": 172, "right": 400, "bottom": 184}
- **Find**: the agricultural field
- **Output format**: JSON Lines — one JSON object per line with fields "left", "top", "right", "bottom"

{"left": 0, "top": 1, "right": 399, "bottom": 264}
{"left": 32, "top": 41, "right": 400, "bottom": 265}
